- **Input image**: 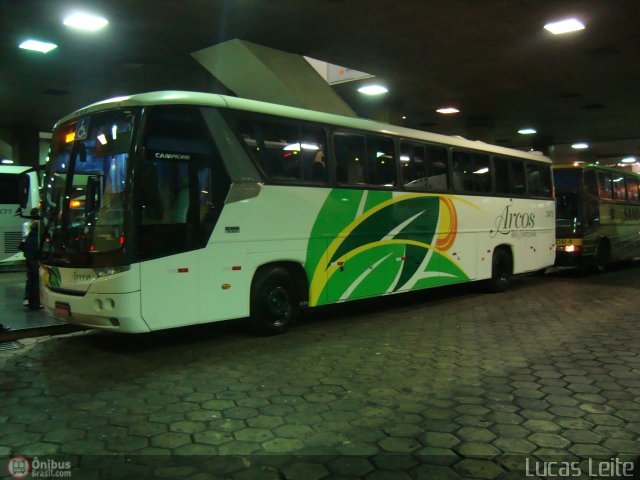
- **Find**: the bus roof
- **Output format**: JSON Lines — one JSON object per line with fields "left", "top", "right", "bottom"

{"left": 0, "top": 165, "right": 32, "bottom": 174}
{"left": 56, "top": 90, "right": 551, "bottom": 164}
{"left": 553, "top": 163, "right": 640, "bottom": 178}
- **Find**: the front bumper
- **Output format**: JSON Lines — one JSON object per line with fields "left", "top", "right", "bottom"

{"left": 43, "top": 287, "right": 150, "bottom": 333}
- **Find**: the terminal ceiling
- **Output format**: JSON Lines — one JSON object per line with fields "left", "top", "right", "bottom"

{"left": 2, "top": 0, "right": 640, "bottom": 162}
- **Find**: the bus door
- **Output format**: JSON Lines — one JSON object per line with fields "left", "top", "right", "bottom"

{"left": 137, "top": 106, "right": 230, "bottom": 329}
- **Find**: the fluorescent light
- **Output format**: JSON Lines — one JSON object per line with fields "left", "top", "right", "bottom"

{"left": 63, "top": 12, "right": 109, "bottom": 31}
{"left": 284, "top": 143, "right": 319, "bottom": 151}
{"left": 571, "top": 142, "right": 589, "bottom": 149}
{"left": 400, "top": 155, "right": 410, "bottom": 162}
{"left": 402, "top": 116, "right": 407, "bottom": 120}
{"left": 473, "top": 167, "right": 489, "bottom": 174}
{"left": 19, "top": 39, "right": 57, "bottom": 53}
{"left": 436, "top": 107, "right": 459, "bottom": 114}
{"left": 518, "top": 128, "right": 537, "bottom": 135}
{"left": 357, "top": 85, "right": 388, "bottom": 95}
{"left": 544, "top": 18, "right": 585, "bottom": 35}
{"left": 621, "top": 157, "right": 637, "bottom": 163}
{"left": 1, "top": 159, "right": 14, "bottom": 164}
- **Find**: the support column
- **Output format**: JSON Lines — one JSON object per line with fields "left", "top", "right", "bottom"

{"left": 11, "top": 129, "right": 40, "bottom": 167}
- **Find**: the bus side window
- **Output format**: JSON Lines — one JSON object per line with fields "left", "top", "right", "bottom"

{"left": 526, "top": 163, "right": 542, "bottom": 196}
{"left": 627, "top": 176, "right": 639, "bottom": 202}
{"left": 452, "top": 150, "right": 473, "bottom": 192}
{"left": 511, "top": 160, "right": 526, "bottom": 196}
{"left": 598, "top": 172, "right": 613, "bottom": 199}
{"left": 425, "top": 145, "right": 449, "bottom": 190}
{"left": 584, "top": 170, "right": 598, "bottom": 196}
{"left": 612, "top": 173, "right": 627, "bottom": 200}
{"left": 367, "top": 136, "right": 396, "bottom": 187}
{"left": 334, "top": 133, "right": 366, "bottom": 185}
{"left": 540, "top": 165, "right": 552, "bottom": 197}
{"left": 400, "top": 142, "right": 427, "bottom": 190}
{"left": 494, "top": 157, "right": 510, "bottom": 195}
{"left": 472, "top": 153, "right": 491, "bottom": 193}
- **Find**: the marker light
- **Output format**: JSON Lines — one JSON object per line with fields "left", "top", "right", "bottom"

{"left": 63, "top": 12, "right": 109, "bottom": 31}
{"left": 571, "top": 143, "right": 589, "bottom": 149}
{"left": 564, "top": 245, "right": 579, "bottom": 253}
{"left": 97, "top": 134, "right": 107, "bottom": 145}
{"left": 19, "top": 39, "right": 57, "bottom": 53}
{"left": 65, "top": 132, "right": 76, "bottom": 143}
{"left": 69, "top": 200, "right": 81, "bottom": 208}
{"left": 436, "top": 107, "right": 460, "bottom": 114}
{"left": 357, "top": 85, "right": 388, "bottom": 95}
{"left": 518, "top": 128, "right": 537, "bottom": 135}
{"left": 544, "top": 18, "right": 585, "bottom": 35}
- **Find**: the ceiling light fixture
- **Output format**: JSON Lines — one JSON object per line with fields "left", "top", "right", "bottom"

{"left": 19, "top": 39, "right": 57, "bottom": 53}
{"left": 571, "top": 142, "right": 589, "bottom": 149}
{"left": 63, "top": 12, "right": 109, "bottom": 31}
{"left": 518, "top": 128, "right": 537, "bottom": 135}
{"left": 1, "top": 159, "right": 14, "bottom": 164}
{"left": 544, "top": 18, "right": 585, "bottom": 35}
{"left": 621, "top": 157, "right": 637, "bottom": 163}
{"left": 436, "top": 107, "right": 459, "bottom": 114}
{"left": 357, "top": 85, "right": 388, "bottom": 95}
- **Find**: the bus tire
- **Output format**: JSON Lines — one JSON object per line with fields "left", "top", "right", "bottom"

{"left": 595, "top": 239, "right": 611, "bottom": 272}
{"left": 486, "top": 248, "right": 512, "bottom": 293}
{"left": 250, "top": 267, "right": 299, "bottom": 335}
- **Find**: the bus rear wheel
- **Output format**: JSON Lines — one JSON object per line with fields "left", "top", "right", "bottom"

{"left": 486, "top": 248, "right": 513, "bottom": 293}
{"left": 250, "top": 267, "right": 299, "bottom": 335}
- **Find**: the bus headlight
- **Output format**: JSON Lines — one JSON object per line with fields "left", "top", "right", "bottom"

{"left": 93, "top": 265, "right": 130, "bottom": 277}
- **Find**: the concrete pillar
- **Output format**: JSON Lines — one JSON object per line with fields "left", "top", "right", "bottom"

{"left": 192, "top": 39, "right": 356, "bottom": 117}
{"left": 11, "top": 129, "right": 40, "bottom": 167}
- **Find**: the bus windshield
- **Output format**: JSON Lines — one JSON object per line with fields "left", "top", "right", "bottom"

{"left": 41, "top": 109, "right": 138, "bottom": 267}
{"left": 554, "top": 169, "right": 581, "bottom": 233}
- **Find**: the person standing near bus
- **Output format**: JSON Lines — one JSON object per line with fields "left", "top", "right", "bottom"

{"left": 23, "top": 209, "right": 42, "bottom": 310}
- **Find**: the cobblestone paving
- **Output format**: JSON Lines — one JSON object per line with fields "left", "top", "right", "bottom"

{"left": 1, "top": 266, "right": 639, "bottom": 479}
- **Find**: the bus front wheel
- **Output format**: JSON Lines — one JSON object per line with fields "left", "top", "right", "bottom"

{"left": 486, "top": 248, "right": 513, "bottom": 293}
{"left": 250, "top": 267, "right": 299, "bottom": 335}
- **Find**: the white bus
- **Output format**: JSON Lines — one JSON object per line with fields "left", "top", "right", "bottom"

{"left": 39, "top": 91, "right": 555, "bottom": 334}
{"left": 0, "top": 165, "right": 40, "bottom": 264}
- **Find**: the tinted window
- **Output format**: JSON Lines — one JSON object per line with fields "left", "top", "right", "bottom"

{"left": 494, "top": 157, "right": 510, "bottom": 194}
{"left": 526, "top": 163, "right": 552, "bottom": 197}
{"left": 139, "top": 106, "right": 230, "bottom": 259}
{"left": 232, "top": 114, "right": 327, "bottom": 184}
{"left": 452, "top": 150, "right": 491, "bottom": 193}
{"left": 627, "top": 176, "right": 639, "bottom": 202}
{"left": 598, "top": 172, "right": 612, "bottom": 199}
{"left": 472, "top": 153, "right": 491, "bottom": 193}
{"left": 0, "top": 173, "right": 20, "bottom": 204}
{"left": 400, "top": 142, "right": 426, "bottom": 188}
{"left": 612, "top": 173, "right": 627, "bottom": 200}
{"left": 367, "top": 136, "right": 396, "bottom": 186}
{"left": 512, "top": 160, "right": 526, "bottom": 195}
{"left": 402, "top": 142, "right": 449, "bottom": 191}
{"left": 335, "top": 133, "right": 366, "bottom": 185}
{"left": 584, "top": 170, "right": 598, "bottom": 196}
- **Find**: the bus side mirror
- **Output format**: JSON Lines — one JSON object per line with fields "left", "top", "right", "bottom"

{"left": 18, "top": 173, "right": 30, "bottom": 210}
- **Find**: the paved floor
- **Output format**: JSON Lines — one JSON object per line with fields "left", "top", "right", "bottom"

{"left": 1, "top": 264, "right": 639, "bottom": 479}
{"left": 0, "top": 270, "right": 63, "bottom": 332}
